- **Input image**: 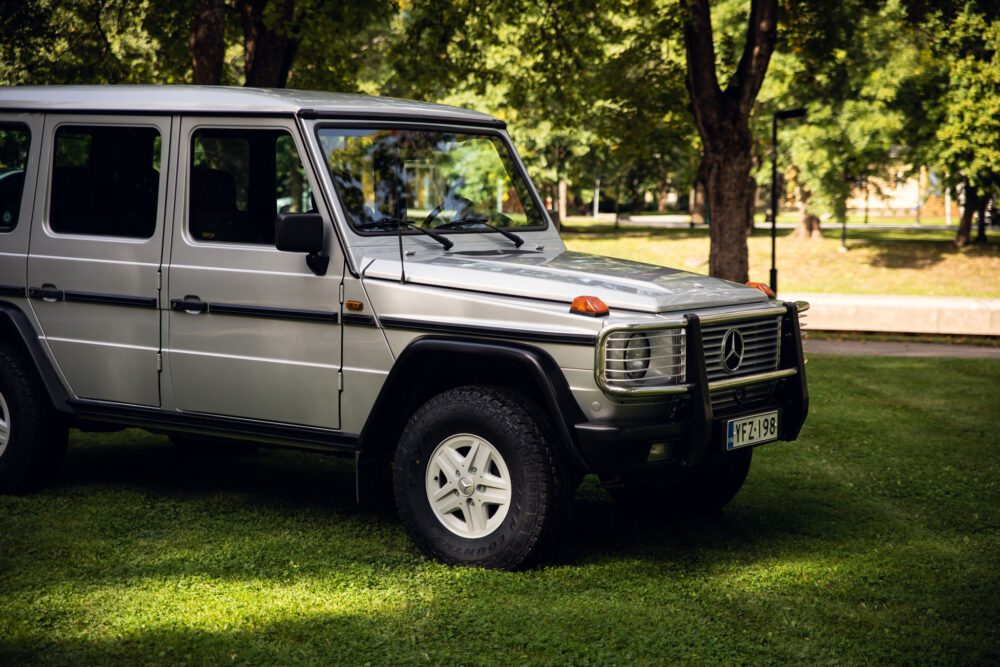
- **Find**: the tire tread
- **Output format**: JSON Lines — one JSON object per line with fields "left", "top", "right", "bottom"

{"left": 393, "top": 384, "right": 570, "bottom": 569}
{"left": 0, "top": 342, "right": 66, "bottom": 494}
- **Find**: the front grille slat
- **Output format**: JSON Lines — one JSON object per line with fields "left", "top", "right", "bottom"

{"left": 701, "top": 316, "right": 781, "bottom": 382}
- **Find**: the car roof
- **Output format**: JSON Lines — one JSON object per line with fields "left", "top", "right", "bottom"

{"left": 0, "top": 85, "right": 505, "bottom": 128}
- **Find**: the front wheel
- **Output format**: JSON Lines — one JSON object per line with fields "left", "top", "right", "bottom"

{"left": 392, "top": 385, "right": 569, "bottom": 569}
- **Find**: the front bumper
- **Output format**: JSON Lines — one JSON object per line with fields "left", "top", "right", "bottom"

{"left": 573, "top": 302, "right": 808, "bottom": 474}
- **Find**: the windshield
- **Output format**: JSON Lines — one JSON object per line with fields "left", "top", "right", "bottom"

{"left": 316, "top": 128, "right": 546, "bottom": 233}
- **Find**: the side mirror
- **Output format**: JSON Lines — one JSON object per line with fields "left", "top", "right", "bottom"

{"left": 275, "top": 212, "right": 328, "bottom": 275}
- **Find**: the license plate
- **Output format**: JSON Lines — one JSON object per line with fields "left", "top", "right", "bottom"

{"left": 726, "top": 411, "right": 779, "bottom": 450}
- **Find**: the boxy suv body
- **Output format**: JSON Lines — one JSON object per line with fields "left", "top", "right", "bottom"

{"left": 0, "top": 86, "right": 808, "bottom": 568}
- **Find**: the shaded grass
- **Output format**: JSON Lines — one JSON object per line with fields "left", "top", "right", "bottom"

{"left": 561, "top": 226, "right": 1000, "bottom": 297}
{"left": 1, "top": 356, "right": 999, "bottom": 664}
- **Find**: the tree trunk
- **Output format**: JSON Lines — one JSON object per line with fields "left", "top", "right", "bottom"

{"left": 746, "top": 175, "right": 757, "bottom": 232}
{"left": 682, "top": 0, "right": 778, "bottom": 282}
{"left": 974, "top": 195, "right": 988, "bottom": 243}
{"left": 238, "top": 0, "right": 301, "bottom": 88}
{"left": 701, "top": 148, "right": 753, "bottom": 280}
{"left": 955, "top": 183, "right": 979, "bottom": 247}
{"left": 613, "top": 175, "right": 622, "bottom": 230}
{"left": 558, "top": 180, "right": 568, "bottom": 222}
{"left": 864, "top": 177, "right": 870, "bottom": 223}
{"left": 190, "top": 0, "right": 226, "bottom": 85}
{"left": 790, "top": 178, "right": 822, "bottom": 239}
{"left": 690, "top": 181, "right": 706, "bottom": 224}
{"left": 289, "top": 167, "right": 303, "bottom": 212}
{"left": 657, "top": 175, "right": 671, "bottom": 211}
{"left": 629, "top": 176, "right": 643, "bottom": 214}
{"left": 593, "top": 175, "right": 601, "bottom": 219}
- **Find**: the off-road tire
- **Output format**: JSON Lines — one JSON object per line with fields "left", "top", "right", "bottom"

{"left": 393, "top": 385, "right": 569, "bottom": 570}
{"left": 0, "top": 342, "right": 67, "bottom": 493}
{"left": 609, "top": 448, "right": 753, "bottom": 516}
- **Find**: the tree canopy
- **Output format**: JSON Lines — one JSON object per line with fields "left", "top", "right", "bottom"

{"left": 0, "top": 0, "right": 994, "bottom": 271}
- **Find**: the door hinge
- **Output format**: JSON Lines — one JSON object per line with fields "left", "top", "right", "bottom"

{"left": 339, "top": 283, "right": 345, "bottom": 304}
{"left": 156, "top": 352, "right": 162, "bottom": 372}
{"left": 156, "top": 271, "right": 162, "bottom": 291}
{"left": 338, "top": 370, "right": 343, "bottom": 392}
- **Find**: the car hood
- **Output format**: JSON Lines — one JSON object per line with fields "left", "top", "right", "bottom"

{"left": 362, "top": 249, "right": 768, "bottom": 313}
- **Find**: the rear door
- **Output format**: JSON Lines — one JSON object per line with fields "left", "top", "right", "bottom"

{"left": 162, "top": 116, "right": 342, "bottom": 429}
{"left": 26, "top": 115, "right": 171, "bottom": 406}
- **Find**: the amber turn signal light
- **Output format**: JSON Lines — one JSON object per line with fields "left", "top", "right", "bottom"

{"left": 746, "top": 282, "right": 776, "bottom": 298}
{"left": 345, "top": 300, "right": 364, "bottom": 311}
{"left": 570, "top": 295, "right": 609, "bottom": 316}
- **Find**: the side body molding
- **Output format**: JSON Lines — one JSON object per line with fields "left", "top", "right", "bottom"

{"left": 0, "top": 301, "right": 72, "bottom": 413}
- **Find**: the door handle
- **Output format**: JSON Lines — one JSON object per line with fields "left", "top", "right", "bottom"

{"left": 170, "top": 297, "right": 208, "bottom": 314}
{"left": 28, "top": 285, "right": 64, "bottom": 302}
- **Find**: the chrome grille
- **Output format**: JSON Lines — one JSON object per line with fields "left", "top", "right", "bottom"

{"left": 702, "top": 316, "right": 781, "bottom": 381}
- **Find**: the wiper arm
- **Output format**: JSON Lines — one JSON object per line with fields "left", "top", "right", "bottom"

{"left": 355, "top": 217, "right": 453, "bottom": 250}
{"left": 435, "top": 217, "right": 524, "bottom": 248}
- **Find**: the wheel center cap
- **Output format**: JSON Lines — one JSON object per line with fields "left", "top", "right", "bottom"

{"left": 458, "top": 475, "right": 475, "bottom": 496}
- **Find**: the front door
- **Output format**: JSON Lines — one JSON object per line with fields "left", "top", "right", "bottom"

{"left": 163, "top": 117, "right": 342, "bottom": 429}
{"left": 27, "top": 115, "right": 171, "bottom": 406}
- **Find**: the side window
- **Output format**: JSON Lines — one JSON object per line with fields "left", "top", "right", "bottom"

{"left": 189, "top": 128, "right": 311, "bottom": 245}
{"left": 50, "top": 125, "right": 161, "bottom": 238}
{"left": 0, "top": 123, "right": 30, "bottom": 232}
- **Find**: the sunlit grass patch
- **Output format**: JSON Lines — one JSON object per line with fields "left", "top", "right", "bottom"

{"left": 1, "top": 357, "right": 998, "bottom": 664}
{"left": 561, "top": 226, "right": 1000, "bottom": 297}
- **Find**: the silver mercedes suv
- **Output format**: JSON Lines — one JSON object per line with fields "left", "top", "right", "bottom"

{"left": 0, "top": 86, "right": 808, "bottom": 569}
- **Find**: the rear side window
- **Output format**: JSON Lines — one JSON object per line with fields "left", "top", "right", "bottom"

{"left": 0, "top": 123, "right": 30, "bottom": 232}
{"left": 50, "top": 125, "right": 161, "bottom": 238}
{"left": 189, "top": 128, "right": 311, "bottom": 245}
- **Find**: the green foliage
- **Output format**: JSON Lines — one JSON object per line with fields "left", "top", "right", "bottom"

{"left": 756, "top": 0, "right": 908, "bottom": 221}
{"left": 381, "top": 0, "right": 696, "bottom": 211}
{"left": 275, "top": 0, "right": 396, "bottom": 92}
{"left": 764, "top": 0, "right": 1000, "bottom": 220}
{"left": 0, "top": 1, "right": 395, "bottom": 90}
{"left": 1, "top": 357, "right": 998, "bottom": 663}
{"left": 0, "top": 0, "right": 190, "bottom": 85}
{"left": 1, "top": 0, "right": 996, "bottom": 226}
{"left": 930, "top": 5, "right": 1000, "bottom": 195}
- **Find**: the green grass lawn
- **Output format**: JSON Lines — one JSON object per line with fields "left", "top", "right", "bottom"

{"left": 561, "top": 225, "right": 1000, "bottom": 297}
{"left": 1, "top": 356, "right": 998, "bottom": 664}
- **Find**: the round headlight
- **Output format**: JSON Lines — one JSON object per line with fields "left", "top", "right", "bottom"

{"left": 624, "top": 333, "right": 650, "bottom": 379}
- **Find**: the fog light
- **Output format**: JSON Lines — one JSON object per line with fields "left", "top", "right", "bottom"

{"left": 647, "top": 443, "right": 669, "bottom": 462}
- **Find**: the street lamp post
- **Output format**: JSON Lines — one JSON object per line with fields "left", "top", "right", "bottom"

{"left": 769, "top": 107, "right": 807, "bottom": 294}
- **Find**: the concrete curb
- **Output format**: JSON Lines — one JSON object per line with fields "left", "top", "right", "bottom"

{"left": 781, "top": 292, "right": 1000, "bottom": 336}
{"left": 804, "top": 339, "right": 1000, "bottom": 358}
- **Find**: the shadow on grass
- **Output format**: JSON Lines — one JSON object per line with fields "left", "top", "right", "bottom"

{"left": 57, "top": 430, "right": 360, "bottom": 514}
{"left": 862, "top": 240, "right": 961, "bottom": 270}
{"left": 24, "top": 429, "right": 889, "bottom": 581}
{"left": 550, "top": 467, "right": 882, "bottom": 570}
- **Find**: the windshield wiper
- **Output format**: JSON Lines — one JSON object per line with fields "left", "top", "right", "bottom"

{"left": 435, "top": 217, "right": 524, "bottom": 248}
{"left": 355, "top": 218, "right": 453, "bottom": 250}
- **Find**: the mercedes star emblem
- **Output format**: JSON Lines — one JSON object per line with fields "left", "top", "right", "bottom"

{"left": 721, "top": 328, "right": 745, "bottom": 372}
